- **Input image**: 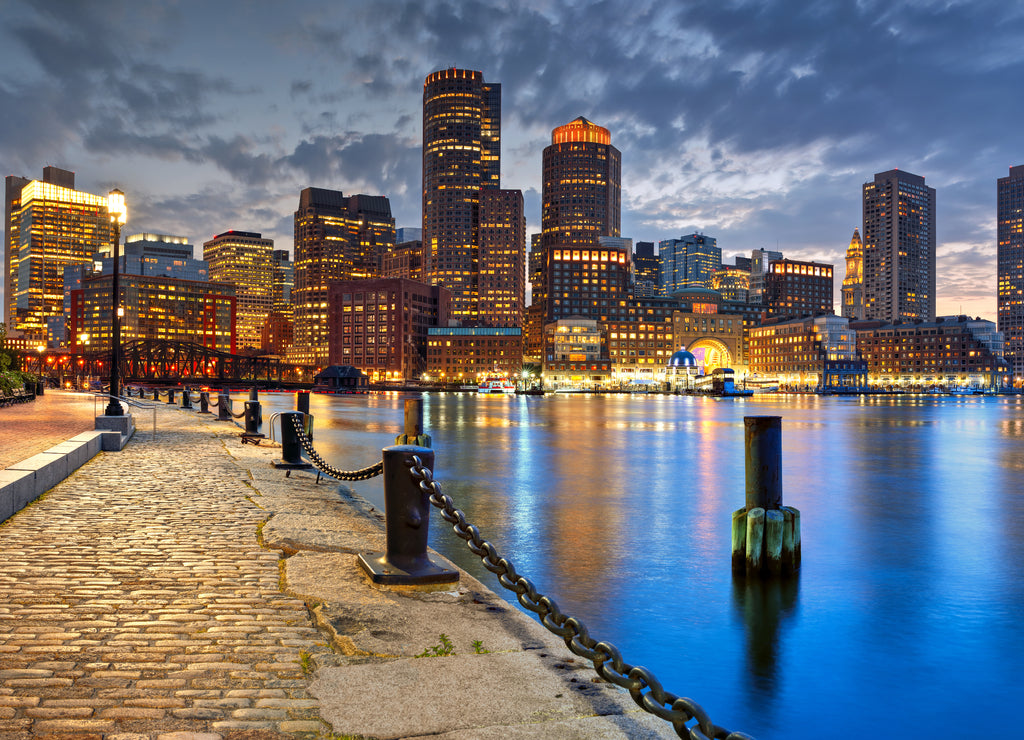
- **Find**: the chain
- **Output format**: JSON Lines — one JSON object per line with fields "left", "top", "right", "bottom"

{"left": 406, "top": 455, "right": 754, "bottom": 740}
{"left": 288, "top": 413, "right": 383, "bottom": 481}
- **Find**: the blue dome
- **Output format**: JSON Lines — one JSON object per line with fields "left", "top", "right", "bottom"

{"left": 668, "top": 349, "right": 697, "bottom": 367}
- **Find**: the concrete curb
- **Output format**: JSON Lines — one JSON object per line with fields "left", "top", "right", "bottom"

{"left": 0, "top": 426, "right": 131, "bottom": 524}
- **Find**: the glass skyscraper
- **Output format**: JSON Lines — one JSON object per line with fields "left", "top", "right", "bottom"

{"left": 997, "top": 165, "right": 1024, "bottom": 380}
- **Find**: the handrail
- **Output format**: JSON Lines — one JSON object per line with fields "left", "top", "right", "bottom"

{"left": 90, "top": 392, "right": 157, "bottom": 442}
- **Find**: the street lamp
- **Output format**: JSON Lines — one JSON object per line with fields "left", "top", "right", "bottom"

{"left": 105, "top": 188, "right": 126, "bottom": 416}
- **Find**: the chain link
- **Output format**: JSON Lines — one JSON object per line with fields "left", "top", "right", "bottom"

{"left": 287, "top": 413, "right": 383, "bottom": 481}
{"left": 406, "top": 455, "right": 754, "bottom": 740}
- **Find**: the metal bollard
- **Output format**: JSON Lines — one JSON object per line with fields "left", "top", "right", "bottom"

{"left": 218, "top": 392, "right": 231, "bottom": 421}
{"left": 745, "top": 416, "right": 782, "bottom": 511}
{"left": 198, "top": 391, "right": 210, "bottom": 414}
{"left": 242, "top": 399, "right": 263, "bottom": 440}
{"left": 181, "top": 388, "right": 193, "bottom": 409}
{"left": 296, "top": 390, "right": 310, "bottom": 415}
{"left": 357, "top": 446, "right": 459, "bottom": 586}
{"left": 273, "top": 411, "right": 312, "bottom": 470}
{"left": 395, "top": 397, "right": 431, "bottom": 447}
{"left": 249, "top": 386, "right": 259, "bottom": 401}
{"left": 166, "top": 388, "right": 176, "bottom": 405}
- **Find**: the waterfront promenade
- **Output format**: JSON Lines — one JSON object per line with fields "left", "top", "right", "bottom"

{"left": 0, "top": 391, "right": 97, "bottom": 470}
{"left": 0, "top": 395, "right": 676, "bottom": 739}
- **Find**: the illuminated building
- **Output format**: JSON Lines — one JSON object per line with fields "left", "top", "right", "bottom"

{"left": 524, "top": 233, "right": 546, "bottom": 360}
{"left": 749, "top": 314, "right": 865, "bottom": 389}
{"left": 670, "top": 287, "right": 747, "bottom": 376}
{"left": 546, "top": 239, "right": 632, "bottom": 322}
{"left": 763, "top": 258, "right": 834, "bottom": 318}
{"left": 261, "top": 312, "right": 293, "bottom": 356}
{"left": 422, "top": 68, "right": 503, "bottom": 323}
{"left": 633, "top": 242, "right": 660, "bottom": 299}
{"left": 117, "top": 233, "right": 206, "bottom": 280}
{"left": 605, "top": 320, "right": 673, "bottom": 385}
{"left": 271, "top": 249, "right": 293, "bottom": 311}
{"left": 203, "top": 230, "right": 274, "bottom": 352}
{"left": 862, "top": 169, "right": 936, "bottom": 322}
{"left": 853, "top": 315, "right": 1006, "bottom": 389}
{"left": 478, "top": 188, "right": 525, "bottom": 327}
{"left": 71, "top": 274, "right": 236, "bottom": 353}
{"left": 841, "top": 228, "right": 864, "bottom": 319}
{"left": 539, "top": 117, "right": 622, "bottom": 321}
{"left": 381, "top": 240, "right": 424, "bottom": 281}
{"left": 542, "top": 318, "right": 610, "bottom": 390}
{"left": 750, "top": 248, "right": 782, "bottom": 304}
{"left": 710, "top": 266, "right": 750, "bottom": 302}
{"left": 426, "top": 327, "right": 522, "bottom": 384}
{"left": 327, "top": 278, "right": 449, "bottom": 382}
{"left": 660, "top": 234, "right": 721, "bottom": 293}
{"left": 292, "top": 187, "right": 395, "bottom": 365}
{"left": 997, "top": 165, "right": 1024, "bottom": 381}
{"left": 4, "top": 167, "right": 113, "bottom": 342}
{"left": 542, "top": 117, "right": 621, "bottom": 249}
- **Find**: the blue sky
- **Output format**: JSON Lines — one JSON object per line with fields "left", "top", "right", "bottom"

{"left": 2, "top": 0, "right": 1022, "bottom": 320}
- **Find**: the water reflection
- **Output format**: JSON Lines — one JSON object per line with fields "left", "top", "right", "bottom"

{"left": 251, "top": 391, "right": 1024, "bottom": 739}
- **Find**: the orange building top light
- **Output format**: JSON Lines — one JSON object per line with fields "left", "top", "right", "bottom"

{"left": 551, "top": 116, "right": 611, "bottom": 145}
{"left": 425, "top": 68, "right": 483, "bottom": 86}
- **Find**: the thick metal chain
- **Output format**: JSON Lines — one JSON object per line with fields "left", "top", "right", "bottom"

{"left": 287, "top": 413, "right": 383, "bottom": 481}
{"left": 407, "top": 455, "right": 754, "bottom": 740}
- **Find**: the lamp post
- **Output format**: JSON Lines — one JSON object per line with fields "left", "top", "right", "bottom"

{"left": 105, "top": 189, "right": 126, "bottom": 416}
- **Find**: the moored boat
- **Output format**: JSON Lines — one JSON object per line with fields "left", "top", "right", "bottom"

{"left": 477, "top": 377, "right": 516, "bottom": 394}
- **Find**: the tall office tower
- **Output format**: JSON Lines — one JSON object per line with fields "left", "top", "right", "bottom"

{"left": 542, "top": 117, "right": 621, "bottom": 249}
{"left": 546, "top": 239, "right": 632, "bottom": 322}
{"left": 710, "top": 266, "right": 750, "bottom": 302}
{"left": 659, "top": 234, "right": 721, "bottom": 294}
{"left": 841, "top": 228, "right": 865, "bottom": 320}
{"left": 203, "top": 230, "right": 274, "bottom": 351}
{"left": 862, "top": 169, "right": 936, "bottom": 322}
{"left": 750, "top": 248, "right": 782, "bottom": 304}
{"left": 422, "top": 68, "right": 502, "bottom": 323}
{"left": 997, "top": 165, "right": 1024, "bottom": 380}
{"left": 478, "top": 188, "right": 525, "bottom": 327}
{"left": 633, "top": 241, "right": 659, "bottom": 298}
{"left": 4, "top": 167, "right": 113, "bottom": 341}
{"left": 292, "top": 187, "right": 395, "bottom": 364}
{"left": 271, "top": 249, "right": 293, "bottom": 311}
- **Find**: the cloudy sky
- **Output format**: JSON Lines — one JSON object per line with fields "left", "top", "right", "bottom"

{"left": 2, "top": 0, "right": 1021, "bottom": 320}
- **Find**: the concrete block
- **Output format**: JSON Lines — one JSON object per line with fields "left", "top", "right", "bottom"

{"left": 45, "top": 440, "right": 93, "bottom": 471}
{"left": 0, "top": 468, "right": 37, "bottom": 523}
{"left": 7, "top": 452, "right": 67, "bottom": 493}
{"left": 95, "top": 414, "right": 135, "bottom": 450}
{"left": 68, "top": 431, "right": 104, "bottom": 459}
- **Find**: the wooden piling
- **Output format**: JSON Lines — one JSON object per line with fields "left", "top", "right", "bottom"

{"left": 745, "top": 508, "right": 765, "bottom": 575}
{"left": 731, "top": 508, "right": 747, "bottom": 573}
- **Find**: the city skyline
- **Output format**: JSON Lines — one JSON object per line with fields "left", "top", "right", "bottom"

{"left": 2, "top": 1, "right": 1022, "bottom": 321}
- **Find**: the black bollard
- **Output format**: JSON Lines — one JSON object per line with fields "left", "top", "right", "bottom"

{"left": 218, "top": 392, "right": 231, "bottom": 421}
{"left": 241, "top": 399, "right": 264, "bottom": 442}
{"left": 296, "top": 390, "right": 310, "bottom": 415}
{"left": 166, "top": 388, "right": 176, "bottom": 405}
{"left": 181, "top": 388, "right": 193, "bottom": 409}
{"left": 273, "top": 411, "right": 312, "bottom": 470}
{"left": 357, "top": 446, "right": 459, "bottom": 586}
{"left": 198, "top": 391, "right": 211, "bottom": 414}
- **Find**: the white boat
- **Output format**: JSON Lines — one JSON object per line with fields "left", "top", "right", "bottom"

{"left": 477, "top": 377, "right": 516, "bottom": 394}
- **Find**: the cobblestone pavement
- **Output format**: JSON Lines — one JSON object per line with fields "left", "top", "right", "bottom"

{"left": 0, "top": 405, "right": 332, "bottom": 739}
{"left": 0, "top": 391, "right": 99, "bottom": 470}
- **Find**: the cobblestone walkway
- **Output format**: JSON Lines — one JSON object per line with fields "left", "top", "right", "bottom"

{"left": 0, "top": 391, "right": 97, "bottom": 470}
{"left": 0, "top": 406, "right": 331, "bottom": 739}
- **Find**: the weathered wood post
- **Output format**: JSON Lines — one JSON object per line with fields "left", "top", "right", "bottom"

{"left": 395, "top": 397, "right": 431, "bottom": 447}
{"left": 732, "top": 416, "right": 801, "bottom": 577}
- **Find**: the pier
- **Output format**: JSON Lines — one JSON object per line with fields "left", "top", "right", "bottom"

{"left": 0, "top": 394, "right": 683, "bottom": 738}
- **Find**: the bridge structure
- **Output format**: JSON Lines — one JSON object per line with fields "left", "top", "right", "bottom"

{"left": 15, "top": 339, "right": 315, "bottom": 389}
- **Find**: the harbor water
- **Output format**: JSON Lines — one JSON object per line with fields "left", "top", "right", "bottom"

{"left": 253, "top": 391, "right": 1024, "bottom": 739}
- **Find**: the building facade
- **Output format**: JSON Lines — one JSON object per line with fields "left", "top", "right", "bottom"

{"left": 202, "top": 230, "right": 274, "bottom": 351}
{"left": 5, "top": 168, "right": 113, "bottom": 341}
{"left": 381, "top": 240, "right": 425, "bottom": 282}
{"left": 605, "top": 319, "right": 674, "bottom": 386}
{"left": 422, "top": 68, "right": 502, "bottom": 324}
{"left": 71, "top": 274, "right": 236, "bottom": 353}
{"left": 710, "top": 266, "right": 750, "bottom": 302}
{"left": 841, "top": 228, "right": 864, "bottom": 320}
{"left": 763, "top": 258, "right": 834, "bottom": 318}
{"left": 862, "top": 169, "right": 936, "bottom": 323}
{"left": 425, "top": 327, "right": 522, "bottom": 384}
{"left": 997, "top": 165, "right": 1024, "bottom": 381}
{"left": 750, "top": 248, "right": 782, "bottom": 304}
{"left": 327, "top": 278, "right": 449, "bottom": 382}
{"left": 660, "top": 234, "right": 721, "bottom": 294}
{"left": 546, "top": 241, "right": 632, "bottom": 322}
{"left": 749, "top": 314, "right": 863, "bottom": 389}
{"left": 542, "top": 318, "right": 611, "bottom": 390}
{"left": 633, "top": 241, "right": 659, "bottom": 298}
{"left": 478, "top": 188, "right": 525, "bottom": 327}
{"left": 853, "top": 316, "right": 1006, "bottom": 388}
{"left": 292, "top": 187, "right": 395, "bottom": 365}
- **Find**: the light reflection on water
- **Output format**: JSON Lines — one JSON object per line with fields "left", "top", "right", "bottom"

{"left": 253, "top": 391, "right": 1024, "bottom": 740}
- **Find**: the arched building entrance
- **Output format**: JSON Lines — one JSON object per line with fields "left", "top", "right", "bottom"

{"left": 687, "top": 338, "right": 733, "bottom": 374}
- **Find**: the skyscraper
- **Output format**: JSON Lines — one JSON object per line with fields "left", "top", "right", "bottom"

{"left": 841, "top": 228, "right": 864, "bottom": 320}
{"left": 422, "top": 68, "right": 502, "bottom": 323}
{"left": 292, "top": 187, "right": 395, "bottom": 365}
{"left": 478, "top": 188, "right": 525, "bottom": 327}
{"left": 862, "top": 169, "right": 936, "bottom": 322}
{"left": 659, "top": 234, "right": 721, "bottom": 294}
{"left": 203, "top": 230, "right": 275, "bottom": 351}
{"left": 997, "top": 165, "right": 1024, "bottom": 380}
{"left": 5, "top": 167, "right": 113, "bottom": 342}
{"left": 633, "top": 242, "right": 660, "bottom": 299}
{"left": 750, "top": 248, "right": 782, "bottom": 304}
